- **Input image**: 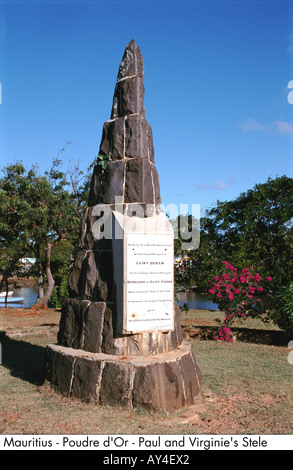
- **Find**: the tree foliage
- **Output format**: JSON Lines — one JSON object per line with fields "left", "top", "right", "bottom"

{"left": 205, "top": 176, "right": 293, "bottom": 288}
{"left": 265, "top": 282, "right": 293, "bottom": 339}
{"left": 0, "top": 158, "right": 90, "bottom": 306}
{"left": 174, "top": 176, "right": 293, "bottom": 292}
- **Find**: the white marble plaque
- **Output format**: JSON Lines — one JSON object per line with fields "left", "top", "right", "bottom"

{"left": 124, "top": 233, "right": 174, "bottom": 333}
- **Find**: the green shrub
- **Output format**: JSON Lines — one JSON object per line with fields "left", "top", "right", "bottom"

{"left": 48, "top": 266, "right": 70, "bottom": 308}
{"left": 268, "top": 282, "right": 293, "bottom": 339}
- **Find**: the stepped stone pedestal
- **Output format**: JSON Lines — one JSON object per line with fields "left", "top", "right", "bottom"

{"left": 44, "top": 39, "right": 201, "bottom": 412}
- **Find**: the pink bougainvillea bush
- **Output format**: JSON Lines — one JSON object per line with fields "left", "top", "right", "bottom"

{"left": 208, "top": 261, "right": 273, "bottom": 341}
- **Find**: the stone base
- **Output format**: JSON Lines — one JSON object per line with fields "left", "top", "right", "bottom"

{"left": 57, "top": 299, "right": 185, "bottom": 357}
{"left": 44, "top": 341, "right": 201, "bottom": 412}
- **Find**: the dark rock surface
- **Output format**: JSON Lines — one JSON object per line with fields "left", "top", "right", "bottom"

{"left": 45, "top": 39, "right": 201, "bottom": 411}
{"left": 57, "top": 299, "right": 184, "bottom": 357}
{"left": 44, "top": 341, "right": 201, "bottom": 411}
{"left": 89, "top": 39, "right": 161, "bottom": 208}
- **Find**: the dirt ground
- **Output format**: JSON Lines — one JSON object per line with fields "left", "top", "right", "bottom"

{"left": 1, "top": 306, "right": 292, "bottom": 435}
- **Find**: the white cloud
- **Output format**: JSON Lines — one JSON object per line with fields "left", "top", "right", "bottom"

{"left": 239, "top": 119, "right": 293, "bottom": 136}
{"left": 226, "top": 176, "right": 239, "bottom": 185}
{"left": 213, "top": 180, "right": 227, "bottom": 190}
{"left": 195, "top": 177, "right": 238, "bottom": 191}
{"left": 273, "top": 120, "right": 293, "bottom": 135}
{"left": 288, "top": 33, "right": 293, "bottom": 54}
{"left": 239, "top": 119, "right": 271, "bottom": 133}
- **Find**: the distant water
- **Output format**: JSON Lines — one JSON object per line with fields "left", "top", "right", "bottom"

{"left": 0, "top": 287, "right": 38, "bottom": 309}
{"left": 176, "top": 292, "right": 218, "bottom": 310}
{"left": 0, "top": 287, "right": 218, "bottom": 311}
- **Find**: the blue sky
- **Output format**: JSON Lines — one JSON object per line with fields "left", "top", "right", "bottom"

{"left": 0, "top": 0, "right": 292, "bottom": 216}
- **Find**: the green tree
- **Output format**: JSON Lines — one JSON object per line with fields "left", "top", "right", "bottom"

{"left": 0, "top": 159, "right": 90, "bottom": 307}
{"left": 0, "top": 164, "right": 32, "bottom": 297}
{"left": 171, "top": 214, "right": 201, "bottom": 289}
{"left": 47, "top": 238, "right": 74, "bottom": 308}
{"left": 172, "top": 176, "right": 293, "bottom": 293}
{"left": 204, "top": 176, "right": 293, "bottom": 288}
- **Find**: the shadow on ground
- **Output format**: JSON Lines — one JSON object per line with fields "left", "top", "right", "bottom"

{"left": 183, "top": 325, "right": 288, "bottom": 345}
{"left": 0, "top": 331, "right": 46, "bottom": 385}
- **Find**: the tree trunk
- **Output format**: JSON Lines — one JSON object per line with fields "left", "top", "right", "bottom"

{"left": 33, "top": 240, "right": 55, "bottom": 308}
{"left": 4, "top": 277, "right": 9, "bottom": 307}
{"left": 36, "top": 243, "right": 44, "bottom": 300}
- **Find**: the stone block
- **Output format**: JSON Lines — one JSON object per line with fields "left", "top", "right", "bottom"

{"left": 71, "top": 357, "right": 103, "bottom": 402}
{"left": 57, "top": 298, "right": 90, "bottom": 348}
{"left": 132, "top": 359, "right": 186, "bottom": 412}
{"left": 68, "top": 251, "right": 87, "bottom": 298}
{"left": 100, "top": 160, "right": 125, "bottom": 204}
{"left": 152, "top": 165, "right": 161, "bottom": 205}
{"left": 97, "top": 251, "right": 114, "bottom": 301}
{"left": 99, "top": 361, "right": 134, "bottom": 407}
{"left": 117, "top": 39, "right": 144, "bottom": 80}
{"left": 179, "top": 351, "right": 202, "bottom": 403}
{"left": 88, "top": 164, "right": 103, "bottom": 206}
{"left": 111, "top": 77, "right": 145, "bottom": 118}
{"left": 126, "top": 332, "right": 167, "bottom": 357}
{"left": 83, "top": 302, "right": 106, "bottom": 353}
{"left": 132, "top": 363, "right": 162, "bottom": 411}
{"left": 99, "top": 117, "right": 125, "bottom": 160}
{"left": 124, "top": 158, "right": 154, "bottom": 204}
{"left": 166, "top": 303, "right": 183, "bottom": 350}
{"left": 101, "top": 307, "right": 116, "bottom": 354}
{"left": 57, "top": 299, "right": 110, "bottom": 353}
{"left": 125, "top": 115, "right": 154, "bottom": 161}
{"left": 78, "top": 207, "right": 99, "bottom": 251}
{"left": 44, "top": 346, "right": 74, "bottom": 396}
{"left": 45, "top": 341, "right": 201, "bottom": 412}
{"left": 68, "top": 249, "right": 111, "bottom": 301}
{"left": 82, "top": 251, "right": 99, "bottom": 299}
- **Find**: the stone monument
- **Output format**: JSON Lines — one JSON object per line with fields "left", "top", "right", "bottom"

{"left": 44, "top": 40, "right": 201, "bottom": 412}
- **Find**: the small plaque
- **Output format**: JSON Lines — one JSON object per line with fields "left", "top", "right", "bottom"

{"left": 124, "top": 233, "right": 174, "bottom": 333}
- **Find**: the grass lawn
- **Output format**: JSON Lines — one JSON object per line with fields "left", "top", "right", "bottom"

{"left": 0, "top": 307, "right": 292, "bottom": 435}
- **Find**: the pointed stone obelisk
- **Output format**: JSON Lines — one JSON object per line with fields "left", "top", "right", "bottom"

{"left": 44, "top": 40, "right": 201, "bottom": 411}
{"left": 88, "top": 39, "right": 160, "bottom": 210}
